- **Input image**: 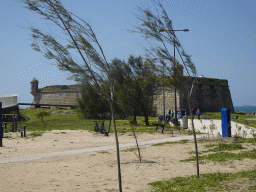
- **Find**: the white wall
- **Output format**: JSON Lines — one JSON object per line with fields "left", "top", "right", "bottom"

{"left": 0, "top": 94, "right": 18, "bottom": 108}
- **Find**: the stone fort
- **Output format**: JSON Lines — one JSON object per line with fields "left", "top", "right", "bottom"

{"left": 30, "top": 65, "right": 234, "bottom": 114}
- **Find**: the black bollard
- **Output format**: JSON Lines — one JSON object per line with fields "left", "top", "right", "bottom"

{"left": 21, "top": 130, "right": 23, "bottom": 138}
{"left": 23, "top": 125, "right": 26, "bottom": 137}
{"left": 0, "top": 125, "right": 3, "bottom": 147}
{"left": 12, "top": 117, "right": 14, "bottom": 132}
{"left": 15, "top": 117, "right": 17, "bottom": 132}
{"left": 4, "top": 115, "right": 7, "bottom": 133}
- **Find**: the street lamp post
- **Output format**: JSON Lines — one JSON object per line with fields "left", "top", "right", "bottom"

{"left": 160, "top": 29, "right": 189, "bottom": 125}
{"left": 163, "top": 61, "right": 165, "bottom": 123}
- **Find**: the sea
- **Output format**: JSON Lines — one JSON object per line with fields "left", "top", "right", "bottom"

{"left": 234, "top": 106, "right": 256, "bottom": 113}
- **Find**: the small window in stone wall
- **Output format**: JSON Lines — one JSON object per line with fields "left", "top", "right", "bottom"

{"left": 61, "top": 85, "right": 68, "bottom": 90}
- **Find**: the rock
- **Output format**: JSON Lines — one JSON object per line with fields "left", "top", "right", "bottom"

{"left": 50, "top": 111, "right": 74, "bottom": 115}
{"left": 64, "top": 111, "right": 74, "bottom": 115}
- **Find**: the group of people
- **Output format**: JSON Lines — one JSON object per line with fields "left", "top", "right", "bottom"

{"left": 167, "top": 108, "right": 202, "bottom": 120}
{"left": 167, "top": 109, "right": 187, "bottom": 120}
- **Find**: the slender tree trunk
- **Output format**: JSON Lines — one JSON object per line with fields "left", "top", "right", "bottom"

{"left": 110, "top": 82, "right": 122, "bottom": 192}
{"left": 42, "top": 117, "right": 45, "bottom": 127}
{"left": 188, "top": 81, "right": 199, "bottom": 177}
{"left": 188, "top": 103, "right": 199, "bottom": 177}
{"left": 133, "top": 114, "right": 137, "bottom": 125}
{"left": 145, "top": 114, "right": 149, "bottom": 126}
{"left": 125, "top": 115, "right": 142, "bottom": 163}
{"left": 132, "top": 123, "right": 141, "bottom": 162}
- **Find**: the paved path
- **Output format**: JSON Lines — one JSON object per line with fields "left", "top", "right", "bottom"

{"left": 2, "top": 119, "right": 255, "bottom": 165}
{"left": 178, "top": 119, "right": 256, "bottom": 138}
{"left": 0, "top": 134, "right": 207, "bottom": 165}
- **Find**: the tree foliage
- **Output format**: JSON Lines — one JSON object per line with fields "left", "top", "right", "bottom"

{"left": 127, "top": 55, "right": 157, "bottom": 125}
{"left": 129, "top": 1, "right": 197, "bottom": 81}
{"left": 108, "top": 56, "right": 158, "bottom": 125}
{"left": 23, "top": 0, "right": 123, "bottom": 190}
{"left": 76, "top": 83, "right": 110, "bottom": 119}
{"left": 131, "top": 0, "right": 200, "bottom": 177}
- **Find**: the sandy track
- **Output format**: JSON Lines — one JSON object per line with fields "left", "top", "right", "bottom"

{"left": 0, "top": 130, "right": 256, "bottom": 191}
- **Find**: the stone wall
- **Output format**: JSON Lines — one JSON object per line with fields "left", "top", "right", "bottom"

{"left": 39, "top": 85, "right": 81, "bottom": 92}
{"left": 31, "top": 77, "right": 234, "bottom": 114}
{"left": 32, "top": 91, "right": 82, "bottom": 107}
{"left": 31, "top": 84, "right": 83, "bottom": 108}
{"left": 153, "top": 88, "right": 182, "bottom": 115}
{"left": 180, "top": 77, "right": 234, "bottom": 113}
{"left": 154, "top": 76, "right": 234, "bottom": 115}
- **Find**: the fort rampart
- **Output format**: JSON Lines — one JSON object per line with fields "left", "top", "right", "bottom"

{"left": 30, "top": 75, "right": 234, "bottom": 114}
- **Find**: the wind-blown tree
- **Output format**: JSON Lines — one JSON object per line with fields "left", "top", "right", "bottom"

{"left": 107, "top": 56, "right": 157, "bottom": 126}
{"left": 23, "top": 0, "right": 123, "bottom": 190}
{"left": 106, "top": 58, "right": 143, "bottom": 162}
{"left": 127, "top": 55, "right": 158, "bottom": 126}
{"left": 76, "top": 83, "right": 110, "bottom": 119}
{"left": 108, "top": 58, "right": 140, "bottom": 123}
{"left": 130, "top": 1, "right": 200, "bottom": 177}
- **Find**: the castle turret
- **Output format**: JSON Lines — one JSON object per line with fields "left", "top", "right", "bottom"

{"left": 30, "top": 78, "right": 39, "bottom": 94}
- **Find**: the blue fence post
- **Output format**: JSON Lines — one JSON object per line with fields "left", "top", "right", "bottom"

{"left": 0, "top": 102, "right": 3, "bottom": 147}
{"left": 221, "top": 108, "right": 231, "bottom": 137}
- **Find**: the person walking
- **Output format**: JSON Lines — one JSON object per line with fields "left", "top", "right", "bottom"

{"left": 178, "top": 110, "right": 182, "bottom": 119}
{"left": 181, "top": 109, "right": 185, "bottom": 117}
{"left": 196, "top": 108, "right": 201, "bottom": 120}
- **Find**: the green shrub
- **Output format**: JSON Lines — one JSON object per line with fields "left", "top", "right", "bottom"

{"left": 36, "top": 111, "right": 50, "bottom": 127}
{"left": 221, "top": 83, "right": 226, "bottom": 87}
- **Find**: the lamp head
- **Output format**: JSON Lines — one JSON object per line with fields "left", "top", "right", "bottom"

{"left": 183, "top": 29, "right": 189, "bottom": 32}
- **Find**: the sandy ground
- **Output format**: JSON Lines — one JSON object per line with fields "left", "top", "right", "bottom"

{"left": 0, "top": 129, "right": 256, "bottom": 191}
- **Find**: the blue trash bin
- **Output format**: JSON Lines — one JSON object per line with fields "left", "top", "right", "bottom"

{"left": 221, "top": 108, "right": 231, "bottom": 137}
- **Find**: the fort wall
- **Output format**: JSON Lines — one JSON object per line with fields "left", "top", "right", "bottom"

{"left": 30, "top": 82, "right": 82, "bottom": 108}
{"left": 32, "top": 91, "right": 82, "bottom": 106}
{"left": 153, "top": 76, "right": 234, "bottom": 115}
{"left": 30, "top": 76, "right": 234, "bottom": 114}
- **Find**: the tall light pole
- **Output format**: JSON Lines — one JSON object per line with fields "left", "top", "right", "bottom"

{"left": 163, "top": 61, "right": 165, "bottom": 122}
{"left": 160, "top": 29, "right": 189, "bottom": 125}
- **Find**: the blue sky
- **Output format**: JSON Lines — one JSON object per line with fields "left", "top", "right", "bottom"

{"left": 0, "top": 0, "right": 255, "bottom": 108}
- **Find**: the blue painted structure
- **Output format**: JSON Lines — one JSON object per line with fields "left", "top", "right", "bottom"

{"left": 0, "top": 102, "right": 2, "bottom": 147}
{"left": 221, "top": 108, "right": 231, "bottom": 137}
